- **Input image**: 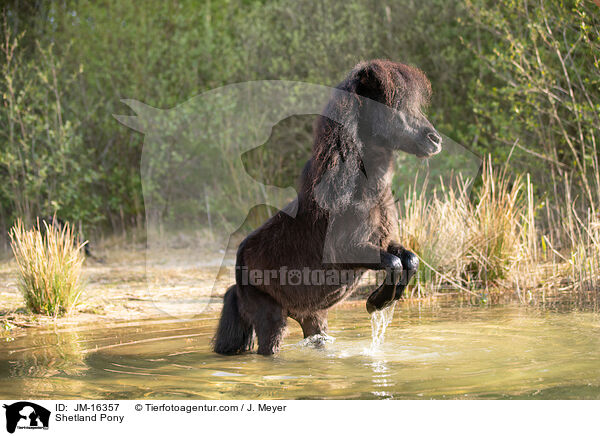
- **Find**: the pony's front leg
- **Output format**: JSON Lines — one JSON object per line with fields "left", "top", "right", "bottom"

{"left": 329, "top": 241, "right": 402, "bottom": 313}
{"left": 387, "top": 243, "right": 419, "bottom": 300}
{"left": 364, "top": 250, "right": 403, "bottom": 314}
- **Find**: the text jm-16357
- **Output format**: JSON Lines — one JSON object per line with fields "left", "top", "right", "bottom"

{"left": 71, "top": 404, "right": 120, "bottom": 412}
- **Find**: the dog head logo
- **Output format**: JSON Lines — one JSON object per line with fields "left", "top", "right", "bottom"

{"left": 114, "top": 80, "right": 481, "bottom": 317}
{"left": 113, "top": 81, "right": 345, "bottom": 317}
{"left": 3, "top": 402, "right": 50, "bottom": 433}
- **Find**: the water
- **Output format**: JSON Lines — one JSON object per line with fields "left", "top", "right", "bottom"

{"left": 1, "top": 301, "right": 600, "bottom": 399}
{"left": 370, "top": 302, "right": 396, "bottom": 349}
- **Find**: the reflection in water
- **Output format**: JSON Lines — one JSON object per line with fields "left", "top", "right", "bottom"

{"left": 369, "top": 360, "right": 393, "bottom": 399}
{"left": 2, "top": 329, "right": 87, "bottom": 400}
{"left": 1, "top": 303, "right": 600, "bottom": 399}
{"left": 8, "top": 330, "right": 86, "bottom": 378}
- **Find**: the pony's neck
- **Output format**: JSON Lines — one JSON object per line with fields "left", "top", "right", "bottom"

{"left": 361, "top": 145, "right": 395, "bottom": 191}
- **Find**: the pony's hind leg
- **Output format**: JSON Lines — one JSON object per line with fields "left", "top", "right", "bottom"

{"left": 237, "top": 284, "right": 286, "bottom": 356}
{"left": 293, "top": 310, "right": 332, "bottom": 348}
{"left": 294, "top": 310, "right": 328, "bottom": 338}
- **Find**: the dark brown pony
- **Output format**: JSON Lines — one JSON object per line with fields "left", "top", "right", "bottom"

{"left": 213, "top": 59, "right": 442, "bottom": 355}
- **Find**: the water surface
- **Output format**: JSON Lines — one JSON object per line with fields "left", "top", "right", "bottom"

{"left": 1, "top": 301, "right": 599, "bottom": 399}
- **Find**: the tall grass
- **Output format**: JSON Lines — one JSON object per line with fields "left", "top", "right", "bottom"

{"left": 400, "top": 173, "right": 473, "bottom": 296}
{"left": 557, "top": 188, "right": 600, "bottom": 305}
{"left": 399, "top": 155, "right": 600, "bottom": 307}
{"left": 9, "top": 218, "right": 86, "bottom": 316}
{"left": 468, "top": 157, "right": 525, "bottom": 283}
{"left": 400, "top": 157, "right": 527, "bottom": 295}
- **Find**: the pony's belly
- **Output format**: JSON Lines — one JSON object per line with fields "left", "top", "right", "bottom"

{"left": 257, "top": 270, "right": 364, "bottom": 313}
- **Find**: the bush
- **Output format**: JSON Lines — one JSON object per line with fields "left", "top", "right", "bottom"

{"left": 9, "top": 218, "right": 85, "bottom": 316}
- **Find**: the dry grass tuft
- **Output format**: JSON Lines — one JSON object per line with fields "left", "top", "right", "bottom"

{"left": 400, "top": 156, "right": 530, "bottom": 296}
{"left": 9, "top": 218, "right": 86, "bottom": 316}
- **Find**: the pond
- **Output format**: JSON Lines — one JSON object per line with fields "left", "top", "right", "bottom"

{"left": 1, "top": 300, "right": 600, "bottom": 399}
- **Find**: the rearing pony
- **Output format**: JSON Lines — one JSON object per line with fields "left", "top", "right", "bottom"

{"left": 214, "top": 59, "right": 442, "bottom": 355}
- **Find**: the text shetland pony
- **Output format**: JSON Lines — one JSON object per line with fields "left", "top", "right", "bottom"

{"left": 214, "top": 60, "right": 442, "bottom": 355}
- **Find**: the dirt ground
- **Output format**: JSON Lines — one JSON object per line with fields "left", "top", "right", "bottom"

{"left": 0, "top": 237, "right": 386, "bottom": 331}
{"left": 0, "top": 242, "right": 240, "bottom": 328}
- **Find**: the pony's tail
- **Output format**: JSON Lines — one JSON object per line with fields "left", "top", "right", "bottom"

{"left": 212, "top": 285, "right": 254, "bottom": 355}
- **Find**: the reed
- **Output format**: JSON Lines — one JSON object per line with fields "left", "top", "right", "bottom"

{"left": 399, "top": 155, "right": 600, "bottom": 305}
{"left": 400, "top": 156, "right": 537, "bottom": 296}
{"left": 9, "top": 218, "right": 85, "bottom": 316}
{"left": 557, "top": 190, "right": 600, "bottom": 301}
{"left": 399, "top": 173, "right": 473, "bottom": 296}
{"left": 467, "top": 156, "right": 525, "bottom": 284}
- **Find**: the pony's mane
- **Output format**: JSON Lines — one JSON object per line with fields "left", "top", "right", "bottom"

{"left": 300, "top": 60, "right": 430, "bottom": 217}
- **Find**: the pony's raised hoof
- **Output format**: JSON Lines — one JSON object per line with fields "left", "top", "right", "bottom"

{"left": 366, "top": 288, "right": 396, "bottom": 314}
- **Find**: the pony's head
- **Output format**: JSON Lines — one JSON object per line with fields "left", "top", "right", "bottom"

{"left": 335, "top": 59, "right": 442, "bottom": 158}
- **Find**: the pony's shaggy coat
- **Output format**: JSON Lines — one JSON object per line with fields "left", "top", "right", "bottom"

{"left": 214, "top": 60, "right": 438, "bottom": 355}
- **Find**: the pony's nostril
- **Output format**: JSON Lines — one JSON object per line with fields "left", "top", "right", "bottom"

{"left": 427, "top": 131, "right": 442, "bottom": 147}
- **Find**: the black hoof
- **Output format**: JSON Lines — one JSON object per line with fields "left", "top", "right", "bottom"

{"left": 393, "top": 250, "right": 419, "bottom": 301}
{"left": 366, "top": 287, "right": 395, "bottom": 314}
{"left": 400, "top": 250, "right": 419, "bottom": 272}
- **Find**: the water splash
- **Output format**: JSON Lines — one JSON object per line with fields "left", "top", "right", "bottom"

{"left": 370, "top": 302, "right": 396, "bottom": 350}
{"left": 298, "top": 333, "right": 335, "bottom": 348}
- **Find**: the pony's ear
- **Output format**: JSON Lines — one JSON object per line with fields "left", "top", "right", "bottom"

{"left": 352, "top": 62, "right": 397, "bottom": 106}
{"left": 355, "top": 66, "right": 382, "bottom": 99}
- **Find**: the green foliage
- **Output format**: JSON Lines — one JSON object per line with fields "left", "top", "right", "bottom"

{"left": 0, "top": 21, "right": 94, "bottom": 227}
{"left": 462, "top": 0, "right": 600, "bottom": 212}
{"left": 0, "top": 0, "right": 598, "bottom": 241}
